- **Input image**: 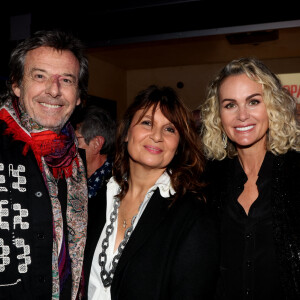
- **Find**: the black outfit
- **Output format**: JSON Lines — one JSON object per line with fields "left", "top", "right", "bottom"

{"left": 83, "top": 185, "right": 220, "bottom": 300}
{"left": 0, "top": 121, "right": 71, "bottom": 299}
{"left": 204, "top": 151, "right": 300, "bottom": 300}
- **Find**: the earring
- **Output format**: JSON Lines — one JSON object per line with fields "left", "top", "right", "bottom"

{"left": 222, "top": 133, "right": 227, "bottom": 149}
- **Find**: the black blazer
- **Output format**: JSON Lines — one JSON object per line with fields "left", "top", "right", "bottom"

{"left": 84, "top": 185, "right": 220, "bottom": 300}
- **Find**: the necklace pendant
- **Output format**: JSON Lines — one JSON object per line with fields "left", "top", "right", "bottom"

{"left": 122, "top": 220, "right": 126, "bottom": 228}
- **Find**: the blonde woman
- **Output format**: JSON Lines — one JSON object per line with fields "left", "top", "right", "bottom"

{"left": 201, "top": 57, "right": 300, "bottom": 300}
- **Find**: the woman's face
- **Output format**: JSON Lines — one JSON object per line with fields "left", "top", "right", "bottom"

{"left": 219, "top": 74, "right": 269, "bottom": 150}
{"left": 126, "top": 105, "right": 180, "bottom": 171}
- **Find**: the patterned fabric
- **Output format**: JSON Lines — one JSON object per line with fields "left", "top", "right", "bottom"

{"left": 88, "top": 158, "right": 112, "bottom": 198}
{"left": 0, "top": 99, "right": 88, "bottom": 300}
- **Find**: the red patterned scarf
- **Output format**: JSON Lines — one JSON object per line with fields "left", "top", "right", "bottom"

{"left": 0, "top": 99, "right": 78, "bottom": 178}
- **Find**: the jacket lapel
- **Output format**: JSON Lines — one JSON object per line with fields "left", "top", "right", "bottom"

{"left": 113, "top": 188, "right": 170, "bottom": 277}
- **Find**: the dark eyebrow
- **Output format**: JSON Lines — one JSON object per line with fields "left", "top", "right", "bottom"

{"left": 246, "top": 93, "right": 262, "bottom": 100}
{"left": 220, "top": 98, "right": 236, "bottom": 104}
{"left": 221, "top": 93, "right": 262, "bottom": 103}
{"left": 30, "top": 67, "right": 46, "bottom": 73}
{"left": 62, "top": 73, "right": 77, "bottom": 81}
{"left": 30, "top": 68, "right": 77, "bottom": 80}
{"left": 140, "top": 113, "right": 174, "bottom": 127}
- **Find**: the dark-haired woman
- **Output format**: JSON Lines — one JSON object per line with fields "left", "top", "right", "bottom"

{"left": 83, "top": 85, "right": 219, "bottom": 300}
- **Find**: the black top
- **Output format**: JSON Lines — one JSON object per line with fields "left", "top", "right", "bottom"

{"left": 83, "top": 186, "right": 220, "bottom": 300}
{"left": 216, "top": 152, "right": 284, "bottom": 300}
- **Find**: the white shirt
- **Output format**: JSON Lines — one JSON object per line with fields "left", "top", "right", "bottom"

{"left": 88, "top": 172, "right": 175, "bottom": 300}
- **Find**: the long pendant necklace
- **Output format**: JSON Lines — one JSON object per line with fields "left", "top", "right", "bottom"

{"left": 120, "top": 197, "right": 145, "bottom": 229}
{"left": 98, "top": 196, "right": 139, "bottom": 287}
{"left": 122, "top": 220, "right": 127, "bottom": 228}
{"left": 122, "top": 216, "right": 134, "bottom": 228}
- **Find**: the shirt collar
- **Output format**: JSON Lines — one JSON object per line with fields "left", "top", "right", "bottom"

{"left": 151, "top": 171, "right": 175, "bottom": 198}
{"left": 107, "top": 171, "right": 175, "bottom": 198}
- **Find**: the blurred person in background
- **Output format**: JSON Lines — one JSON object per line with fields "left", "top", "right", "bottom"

{"left": 75, "top": 105, "right": 116, "bottom": 198}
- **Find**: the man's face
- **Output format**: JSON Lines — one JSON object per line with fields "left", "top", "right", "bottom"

{"left": 13, "top": 46, "right": 81, "bottom": 132}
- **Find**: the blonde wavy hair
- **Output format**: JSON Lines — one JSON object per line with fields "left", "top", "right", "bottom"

{"left": 200, "top": 57, "right": 300, "bottom": 160}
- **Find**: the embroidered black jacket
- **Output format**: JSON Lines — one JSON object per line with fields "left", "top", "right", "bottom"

{"left": 0, "top": 120, "right": 53, "bottom": 299}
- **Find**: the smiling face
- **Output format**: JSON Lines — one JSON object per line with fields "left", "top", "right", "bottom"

{"left": 126, "top": 106, "right": 180, "bottom": 172}
{"left": 219, "top": 73, "right": 269, "bottom": 151}
{"left": 12, "top": 46, "right": 81, "bottom": 132}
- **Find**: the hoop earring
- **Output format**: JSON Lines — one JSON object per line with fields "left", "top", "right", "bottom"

{"left": 222, "top": 133, "right": 227, "bottom": 149}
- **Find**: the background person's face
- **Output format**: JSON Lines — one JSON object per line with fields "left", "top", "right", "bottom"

{"left": 13, "top": 46, "right": 81, "bottom": 132}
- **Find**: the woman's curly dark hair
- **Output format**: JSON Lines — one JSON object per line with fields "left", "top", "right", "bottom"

{"left": 113, "top": 85, "right": 206, "bottom": 202}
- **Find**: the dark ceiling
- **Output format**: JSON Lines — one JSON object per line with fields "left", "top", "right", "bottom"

{"left": 1, "top": 1, "right": 299, "bottom": 76}
{"left": 3, "top": 1, "right": 300, "bottom": 47}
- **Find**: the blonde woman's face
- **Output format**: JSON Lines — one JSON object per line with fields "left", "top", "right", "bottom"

{"left": 219, "top": 74, "right": 269, "bottom": 150}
